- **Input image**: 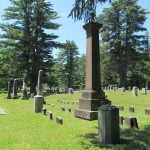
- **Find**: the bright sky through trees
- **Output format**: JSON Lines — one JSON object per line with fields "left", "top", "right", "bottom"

{"left": 0, "top": 0, "right": 150, "bottom": 56}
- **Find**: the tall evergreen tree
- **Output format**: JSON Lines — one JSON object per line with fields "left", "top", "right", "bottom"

{"left": 55, "top": 40, "right": 79, "bottom": 88}
{"left": 98, "top": 0, "right": 147, "bottom": 87}
{"left": 0, "top": 0, "right": 60, "bottom": 93}
{"left": 69, "top": 0, "right": 111, "bottom": 22}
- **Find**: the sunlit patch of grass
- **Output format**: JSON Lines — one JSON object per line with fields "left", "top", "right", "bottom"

{"left": 0, "top": 90, "right": 149, "bottom": 149}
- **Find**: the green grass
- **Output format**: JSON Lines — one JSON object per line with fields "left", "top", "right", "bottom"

{"left": 0, "top": 90, "right": 150, "bottom": 150}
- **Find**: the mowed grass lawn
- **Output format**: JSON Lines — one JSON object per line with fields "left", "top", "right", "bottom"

{"left": 0, "top": 90, "right": 150, "bottom": 150}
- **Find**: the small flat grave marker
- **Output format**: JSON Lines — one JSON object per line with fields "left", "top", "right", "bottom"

{"left": 41, "top": 108, "right": 47, "bottom": 115}
{"left": 61, "top": 106, "right": 65, "bottom": 111}
{"left": 0, "top": 107, "right": 6, "bottom": 115}
{"left": 124, "top": 117, "right": 138, "bottom": 129}
{"left": 144, "top": 108, "right": 150, "bottom": 115}
{"left": 51, "top": 104, "right": 54, "bottom": 107}
{"left": 119, "top": 106, "right": 124, "bottom": 111}
{"left": 56, "top": 116, "right": 63, "bottom": 125}
{"left": 129, "top": 106, "right": 135, "bottom": 112}
{"left": 47, "top": 111, "right": 53, "bottom": 120}
{"left": 66, "top": 108, "right": 71, "bottom": 112}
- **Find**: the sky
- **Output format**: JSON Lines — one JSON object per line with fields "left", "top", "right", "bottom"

{"left": 0, "top": 0, "right": 150, "bottom": 56}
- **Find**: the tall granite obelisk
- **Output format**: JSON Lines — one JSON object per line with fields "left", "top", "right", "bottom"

{"left": 34, "top": 70, "right": 44, "bottom": 113}
{"left": 74, "top": 22, "right": 111, "bottom": 120}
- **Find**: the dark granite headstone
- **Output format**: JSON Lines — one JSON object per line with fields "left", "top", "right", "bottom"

{"left": 98, "top": 105, "right": 120, "bottom": 144}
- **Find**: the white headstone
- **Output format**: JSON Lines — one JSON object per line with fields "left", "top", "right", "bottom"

{"left": 133, "top": 86, "right": 138, "bottom": 96}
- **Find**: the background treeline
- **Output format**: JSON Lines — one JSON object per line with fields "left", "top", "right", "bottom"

{"left": 0, "top": 0, "right": 149, "bottom": 93}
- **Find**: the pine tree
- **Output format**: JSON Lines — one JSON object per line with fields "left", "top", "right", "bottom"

{"left": 55, "top": 40, "right": 79, "bottom": 88}
{"left": 69, "top": 0, "right": 111, "bottom": 22}
{"left": 0, "top": 0, "right": 60, "bottom": 94}
{"left": 98, "top": 0, "right": 147, "bottom": 87}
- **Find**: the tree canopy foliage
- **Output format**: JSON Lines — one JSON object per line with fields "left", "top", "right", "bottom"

{"left": 0, "top": 0, "right": 60, "bottom": 93}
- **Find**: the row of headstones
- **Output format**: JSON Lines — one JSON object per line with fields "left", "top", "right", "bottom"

{"left": 118, "top": 106, "right": 150, "bottom": 114}
{"left": 41, "top": 108, "right": 63, "bottom": 125}
{"left": 47, "top": 103, "right": 72, "bottom": 113}
{"left": 57, "top": 99, "right": 79, "bottom": 105}
{"left": 102, "top": 86, "right": 147, "bottom": 95}
{"left": 50, "top": 87, "right": 75, "bottom": 94}
{"left": 7, "top": 80, "right": 28, "bottom": 100}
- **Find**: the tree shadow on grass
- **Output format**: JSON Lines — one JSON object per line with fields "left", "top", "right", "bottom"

{"left": 79, "top": 125, "right": 150, "bottom": 150}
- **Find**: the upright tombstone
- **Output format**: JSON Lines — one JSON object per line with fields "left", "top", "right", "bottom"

{"left": 21, "top": 80, "right": 28, "bottom": 100}
{"left": 132, "top": 86, "right": 138, "bottom": 96}
{"left": 141, "top": 88, "right": 147, "bottom": 95}
{"left": 98, "top": 105, "right": 120, "bottom": 144}
{"left": 74, "top": 22, "right": 111, "bottom": 120}
{"left": 12, "top": 79, "right": 18, "bottom": 99}
{"left": 34, "top": 70, "right": 44, "bottom": 113}
{"left": 7, "top": 82, "right": 11, "bottom": 99}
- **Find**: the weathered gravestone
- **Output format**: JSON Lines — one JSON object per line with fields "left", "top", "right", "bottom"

{"left": 61, "top": 106, "right": 65, "bottom": 111}
{"left": 68, "top": 88, "right": 74, "bottom": 94}
{"left": 30, "top": 93, "right": 34, "bottom": 98}
{"left": 66, "top": 108, "right": 71, "bottom": 112}
{"left": 41, "top": 108, "right": 47, "bottom": 115}
{"left": 74, "top": 22, "right": 111, "bottom": 120}
{"left": 118, "top": 87, "right": 125, "bottom": 92}
{"left": 124, "top": 117, "right": 138, "bottom": 129}
{"left": 128, "top": 86, "right": 131, "bottom": 91}
{"left": 118, "top": 106, "right": 124, "bottom": 111}
{"left": 119, "top": 115, "right": 124, "bottom": 125}
{"left": 7, "top": 82, "right": 11, "bottom": 99}
{"left": 132, "top": 86, "right": 138, "bottom": 96}
{"left": 21, "top": 80, "right": 28, "bottom": 100}
{"left": 98, "top": 105, "right": 120, "bottom": 144}
{"left": 144, "top": 108, "right": 150, "bottom": 115}
{"left": 47, "top": 111, "right": 53, "bottom": 120}
{"left": 129, "top": 106, "right": 135, "bottom": 113}
{"left": 34, "top": 70, "right": 44, "bottom": 113}
{"left": 56, "top": 116, "right": 63, "bottom": 125}
{"left": 141, "top": 88, "right": 147, "bottom": 95}
{"left": 12, "top": 79, "right": 18, "bottom": 99}
{"left": 51, "top": 104, "right": 54, "bottom": 107}
{"left": 0, "top": 107, "right": 6, "bottom": 115}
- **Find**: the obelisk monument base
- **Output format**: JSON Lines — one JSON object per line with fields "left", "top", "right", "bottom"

{"left": 74, "top": 22, "right": 111, "bottom": 120}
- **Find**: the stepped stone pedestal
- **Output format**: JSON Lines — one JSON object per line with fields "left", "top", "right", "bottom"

{"left": 74, "top": 22, "right": 111, "bottom": 120}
